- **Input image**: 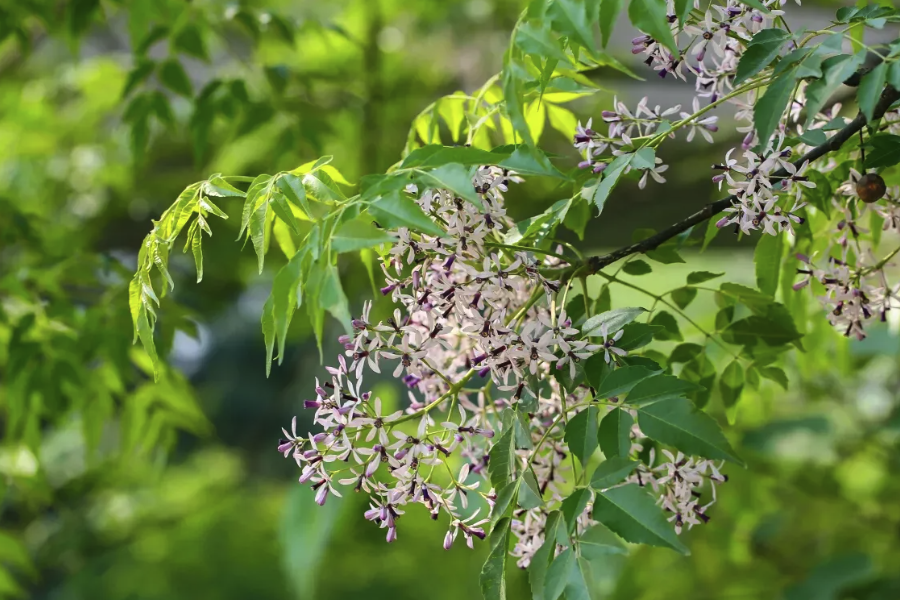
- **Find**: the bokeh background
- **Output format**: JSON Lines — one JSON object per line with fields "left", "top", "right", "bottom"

{"left": 1, "top": 1, "right": 900, "bottom": 599}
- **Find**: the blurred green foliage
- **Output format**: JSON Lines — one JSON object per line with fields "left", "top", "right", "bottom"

{"left": 1, "top": 1, "right": 900, "bottom": 599}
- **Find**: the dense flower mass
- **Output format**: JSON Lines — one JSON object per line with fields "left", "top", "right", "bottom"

{"left": 277, "top": 163, "right": 727, "bottom": 558}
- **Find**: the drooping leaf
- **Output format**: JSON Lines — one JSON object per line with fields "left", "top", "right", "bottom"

{"left": 755, "top": 231, "right": 784, "bottom": 297}
{"left": 638, "top": 398, "right": 745, "bottom": 465}
{"left": 719, "top": 360, "right": 745, "bottom": 408}
{"left": 564, "top": 406, "right": 600, "bottom": 467}
{"left": 628, "top": 0, "right": 678, "bottom": 54}
{"left": 368, "top": 191, "right": 445, "bottom": 237}
{"left": 544, "top": 547, "right": 575, "bottom": 600}
{"left": 590, "top": 457, "right": 638, "bottom": 489}
{"left": 584, "top": 153, "right": 631, "bottom": 214}
{"left": 804, "top": 52, "right": 866, "bottom": 126}
{"left": 755, "top": 71, "right": 796, "bottom": 148}
{"left": 548, "top": 0, "right": 595, "bottom": 51}
{"left": 734, "top": 29, "right": 791, "bottom": 85}
{"left": 857, "top": 61, "right": 888, "bottom": 123}
{"left": 516, "top": 20, "right": 570, "bottom": 63}
{"left": 593, "top": 484, "right": 690, "bottom": 554}
{"left": 528, "top": 511, "right": 565, "bottom": 600}
{"left": 622, "top": 260, "right": 652, "bottom": 275}
{"left": 561, "top": 487, "right": 592, "bottom": 534}
{"left": 599, "top": 0, "right": 624, "bottom": 46}
{"left": 626, "top": 375, "right": 704, "bottom": 406}
{"left": 332, "top": 217, "right": 396, "bottom": 253}
{"left": 480, "top": 517, "right": 511, "bottom": 600}
{"left": 687, "top": 270, "right": 724, "bottom": 284}
{"left": 598, "top": 407, "right": 634, "bottom": 458}
{"left": 488, "top": 425, "right": 516, "bottom": 490}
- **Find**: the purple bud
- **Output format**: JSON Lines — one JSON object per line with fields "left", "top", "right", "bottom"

{"left": 474, "top": 428, "right": 495, "bottom": 439}
{"left": 386, "top": 527, "right": 397, "bottom": 543}
{"left": 299, "top": 467, "right": 316, "bottom": 484}
{"left": 796, "top": 253, "right": 810, "bottom": 264}
{"left": 312, "top": 432, "right": 328, "bottom": 443}
{"left": 712, "top": 174, "right": 725, "bottom": 183}
{"left": 478, "top": 366, "right": 490, "bottom": 378}
{"left": 741, "top": 131, "right": 755, "bottom": 150}
{"left": 304, "top": 400, "right": 320, "bottom": 409}
{"left": 592, "top": 162, "right": 608, "bottom": 174}
{"left": 277, "top": 441, "right": 292, "bottom": 453}
{"left": 751, "top": 13, "right": 763, "bottom": 22}
{"left": 704, "top": 124, "right": 719, "bottom": 132}
{"left": 632, "top": 46, "right": 646, "bottom": 55}
{"left": 716, "top": 216, "right": 730, "bottom": 229}
{"left": 443, "top": 530, "right": 454, "bottom": 550}
{"left": 468, "top": 527, "right": 486, "bottom": 540}
{"left": 412, "top": 270, "right": 421, "bottom": 289}
{"left": 632, "top": 35, "right": 651, "bottom": 44}
{"left": 792, "top": 280, "right": 809, "bottom": 291}
{"left": 380, "top": 283, "right": 397, "bottom": 296}
{"left": 315, "top": 485, "right": 329, "bottom": 506}
{"left": 395, "top": 447, "right": 409, "bottom": 460}
{"left": 364, "top": 507, "right": 381, "bottom": 521}
{"left": 315, "top": 385, "right": 327, "bottom": 397}
{"left": 472, "top": 353, "right": 487, "bottom": 365}
{"left": 658, "top": 69, "right": 668, "bottom": 79}
{"left": 443, "top": 254, "right": 456, "bottom": 271}
{"left": 601, "top": 110, "right": 619, "bottom": 121}
{"left": 696, "top": 47, "right": 706, "bottom": 61}
{"left": 578, "top": 160, "right": 591, "bottom": 169}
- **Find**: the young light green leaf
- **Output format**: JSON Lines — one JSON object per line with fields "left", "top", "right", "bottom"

{"left": 626, "top": 375, "right": 703, "bottom": 406}
{"left": 332, "top": 217, "right": 396, "bottom": 253}
{"left": 628, "top": 0, "right": 678, "bottom": 55}
{"left": 368, "top": 191, "right": 444, "bottom": 237}
{"left": 502, "top": 61, "right": 534, "bottom": 147}
{"left": 638, "top": 398, "right": 745, "bottom": 465}
{"left": 598, "top": 407, "right": 634, "bottom": 458}
{"left": 755, "top": 230, "right": 783, "bottom": 297}
{"left": 564, "top": 406, "right": 599, "bottom": 467}
{"left": 590, "top": 457, "right": 638, "bottom": 489}
{"left": 593, "top": 484, "right": 690, "bottom": 554}
{"left": 270, "top": 192, "right": 301, "bottom": 235}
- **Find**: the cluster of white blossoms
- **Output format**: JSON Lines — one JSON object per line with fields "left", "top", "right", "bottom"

{"left": 277, "top": 163, "right": 726, "bottom": 555}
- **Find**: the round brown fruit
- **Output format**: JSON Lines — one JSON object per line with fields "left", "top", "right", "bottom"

{"left": 856, "top": 173, "right": 887, "bottom": 203}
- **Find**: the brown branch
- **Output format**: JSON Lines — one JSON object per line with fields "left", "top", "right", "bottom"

{"left": 559, "top": 84, "right": 900, "bottom": 281}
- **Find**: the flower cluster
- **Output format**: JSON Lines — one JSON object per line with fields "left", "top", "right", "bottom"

{"left": 277, "top": 163, "right": 724, "bottom": 556}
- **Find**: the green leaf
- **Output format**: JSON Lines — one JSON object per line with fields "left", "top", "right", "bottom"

{"left": 158, "top": 59, "right": 192, "bottom": 97}
{"left": 270, "top": 193, "right": 301, "bottom": 235}
{"left": 564, "top": 406, "right": 600, "bottom": 467}
{"left": 590, "top": 457, "right": 638, "bottom": 489}
{"left": 548, "top": 0, "right": 595, "bottom": 51}
{"left": 564, "top": 558, "right": 593, "bottom": 600}
{"left": 516, "top": 20, "right": 570, "bottom": 63}
{"left": 499, "top": 146, "right": 569, "bottom": 180}
{"left": 598, "top": 407, "right": 633, "bottom": 458}
{"left": 519, "top": 470, "right": 544, "bottom": 509}
{"left": 628, "top": 0, "right": 678, "bottom": 55}
{"left": 650, "top": 311, "right": 682, "bottom": 341}
{"left": 248, "top": 201, "right": 269, "bottom": 274}
{"left": 368, "top": 191, "right": 444, "bottom": 237}
{"left": 561, "top": 487, "right": 592, "bottom": 534}
{"left": 332, "top": 217, "right": 395, "bottom": 253}
{"left": 734, "top": 0, "right": 770, "bottom": 10}
{"left": 544, "top": 548, "right": 575, "bottom": 600}
{"left": 673, "top": 0, "right": 692, "bottom": 25}
{"left": 857, "top": 61, "right": 888, "bottom": 123}
{"left": 502, "top": 61, "right": 534, "bottom": 147}
{"left": 805, "top": 52, "right": 866, "bottom": 126}
{"left": 596, "top": 366, "right": 656, "bottom": 398}
{"left": 723, "top": 305, "right": 802, "bottom": 347}
{"left": 759, "top": 365, "right": 789, "bottom": 389}
{"left": 638, "top": 398, "right": 745, "bottom": 465}
{"left": 687, "top": 271, "right": 724, "bottom": 284}
{"left": 480, "top": 517, "right": 511, "bottom": 600}
{"left": 755, "top": 71, "right": 795, "bottom": 148}
{"left": 669, "top": 343, "right": 703, "bottom": 364}
{"left": 599, "top": 0, "right": 624, "bottom": 46}
{"left": 616, "top": 323, "right": 662, "bottom": 351}
{"left": 734, "top": 29, "right": 790, "bottom": 85}
{"left": 122, "top": 59, "right": 155, "bottom": 98}
{"left": 400, "top": 145, "right": 505, "bottom": 169}
{"left": 671, "top": 286, "right": 697, "bottom": 309}
{"left": 755, "top": 231, "right": 784, "bottom": 297}
{"left": 593, "top": 484, "right": 690, "bottom": 554}
{"left": 489, "top": 425, "right": 516, "bottom": 490}
{"left": 627, "top": 375, "right": 703, "bottom": 406}
{"left": 582, "top": 307, "right": 646, "bottom": 337}
{"left": 492, "top": 480, "right": 521, "bottom": 529}
{"left": 191, "top": 228, "right": 203, "bottom": 283}
{"left": 417, "top": 163, "right": 483, "bottom": 207}
{"left": 622, "top": 260, "right": 652, "bottom": 275}
{"left": 172, "top": 23, "right": 209, "bottom": 61}
{"left": 528, "top": 511, "right": 565, "bottom": 600}
{"left": 865, "top": 134, "right": 900, "bottom": 169}
{"left": 720, "top": 360, "right": 745, "bottom": 408}
{"left": 630, "top": 147, "right": 656, "bottom": 170}
{"left": 580, "top": 524, "right": 627, "bottom": 558}
{"left": 584, "top": 153, "right": 631, "bottom": 214}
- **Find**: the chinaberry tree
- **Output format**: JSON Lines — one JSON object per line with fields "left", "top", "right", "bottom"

{"left": 127, "top": 1, "right": 900, "bottom": 598}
